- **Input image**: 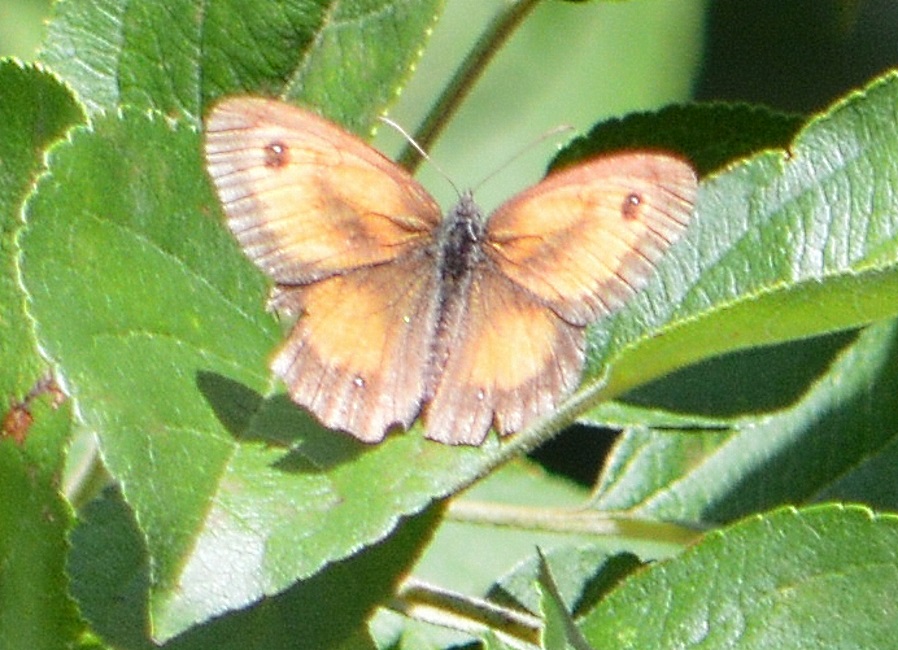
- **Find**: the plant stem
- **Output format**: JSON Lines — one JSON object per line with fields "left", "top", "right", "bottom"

{"left": 391, "top": 578, "right": 542, "bottom": 647}
{"left": 472, "top": 367, "right": 615, "bottom": 486}
{"left": 398, "top": 0, "right": 544, "bottom": 172}
{"left": 448, "top": 500, "right": 706, "bottom": 548}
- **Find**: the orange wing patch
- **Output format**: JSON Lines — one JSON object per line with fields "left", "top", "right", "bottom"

{"left": 487, "top": 153, "right": 697, "bottom": 324}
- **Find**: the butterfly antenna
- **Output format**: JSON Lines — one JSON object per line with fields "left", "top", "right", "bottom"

{"left": 472, "top": 124, "right": 576, "bottom": 193}
{"left": 379, "top": 116, "right": 462, "bottom": 198}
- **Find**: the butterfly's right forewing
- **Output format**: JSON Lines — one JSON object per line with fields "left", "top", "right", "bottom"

{"left": 205, "top": 97, "right": 441, "bottom": 284}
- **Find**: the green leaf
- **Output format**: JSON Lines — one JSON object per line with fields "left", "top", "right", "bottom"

{"left": 0, "top": 59, "right": 85, "bottom": 650}
{"left": 591, "top": 319, "right": 898, "bottom": 523}
{"left": 0, "top": 60, "right": 84, "bottom": 400}
{"left": 582, "top": 70, "right": 898, "bottom": 411}
{"left": 552, "top": 102, "right": 804, "bottom": 177}
{"left": 39, "top": 0, "right": 443, "bottom": 131}
{"left": 577, "top": 505, "right": 898, "bottom": 649}
{"left": 69, "top": 486, "right": 441, "bottom": 649}
{"left": 66, "top": 488, "right": 150, "bottom": 650}
{"left": 537, "top": 552, "right": 594, "bottom": 650}
{"left": 604, "top": 328, "right": 858, "bottom": 425}
{"left": 490, "top": 546, "right": 643, "bottom": 618}
{"left": 0, "top": 399, "right": 81, "bottom": 648}
{"left": 18, "top": 108, "right": 511, "bottom": 641}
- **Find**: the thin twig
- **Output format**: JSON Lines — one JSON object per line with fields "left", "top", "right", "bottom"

{"left": 448, "top": 500, "right": 706, "bottom": 547}
{"left": 391, "top": 577, "right": 542, "bottom": 647}
{"left": 398, "top": 0, "right": 544, "bottom": 172}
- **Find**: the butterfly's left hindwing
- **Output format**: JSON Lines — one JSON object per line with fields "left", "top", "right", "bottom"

{"left": 425, "top": 264, "right": 584, "bottom": 445}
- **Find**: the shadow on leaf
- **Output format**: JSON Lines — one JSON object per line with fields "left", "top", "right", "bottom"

{"left": 196, "top": 371, "right": 368, "bottom": 470}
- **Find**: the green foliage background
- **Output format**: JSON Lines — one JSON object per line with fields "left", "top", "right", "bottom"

{"left": 3, "top": 1, "right": 898, "bottom": 650}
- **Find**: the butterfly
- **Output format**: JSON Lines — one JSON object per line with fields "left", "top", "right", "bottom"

{"left": 204, "top": 96, "right": 697, "bottom": 445}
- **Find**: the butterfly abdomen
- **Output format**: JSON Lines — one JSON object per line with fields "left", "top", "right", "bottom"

{"left": 422, "top": 194, "right": 488, "bottom": 397}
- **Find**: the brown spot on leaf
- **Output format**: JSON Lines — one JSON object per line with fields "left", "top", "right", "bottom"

{"left": 1, "top": 375, "right": 66, "bottom": 445}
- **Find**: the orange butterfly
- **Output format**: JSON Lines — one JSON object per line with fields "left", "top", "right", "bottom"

{"left": 204, "top": 97, "right": 697, "bottom": 445}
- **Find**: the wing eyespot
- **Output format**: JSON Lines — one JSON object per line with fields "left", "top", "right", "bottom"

{"left": 264, "top": 142, "right": 290, "bottom": 168}
{"left": 621, "top": 192, "right": 642, "bottom": 220}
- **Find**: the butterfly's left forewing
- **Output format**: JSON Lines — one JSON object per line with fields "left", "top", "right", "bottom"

{"left": 485, "top": 153, "right": 697, "bottom": 324}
